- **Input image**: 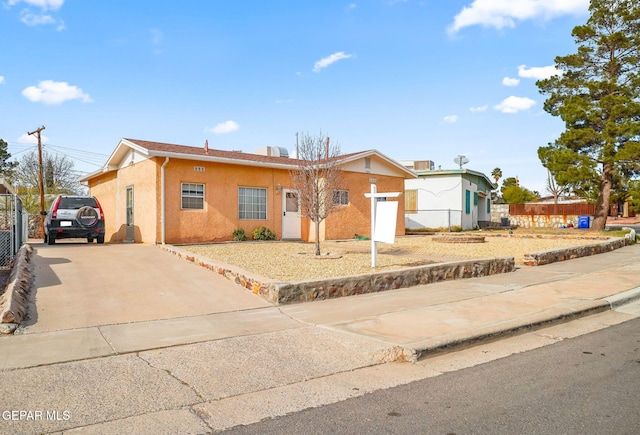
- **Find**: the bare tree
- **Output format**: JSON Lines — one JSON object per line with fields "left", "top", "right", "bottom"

{"left": 13, "top": 150, "right": 85, "bottom": 214}
{"left": 545, "top": 170, "right": 569, "bottom": 204}
{"left": 290, "top": 132, "right": 344, "bottom": 255}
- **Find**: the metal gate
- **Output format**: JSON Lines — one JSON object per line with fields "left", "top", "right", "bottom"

{"left": 0, "top": 194, "right": 27, "bottom": 268}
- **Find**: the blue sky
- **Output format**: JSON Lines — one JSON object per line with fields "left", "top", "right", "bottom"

{"left": 1, "top": 0, "right": 590, "bottom": 193}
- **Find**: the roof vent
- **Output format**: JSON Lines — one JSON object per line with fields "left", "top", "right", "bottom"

{"left": 255, "top": 146, "right": 289, "bottom": 158}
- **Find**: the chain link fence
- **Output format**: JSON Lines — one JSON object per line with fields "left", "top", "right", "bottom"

{"left": 0, "top": 194, "right": 27, "bottom": 268}
{"left": 405, "top": 209, "right": 463, "bottom": 232}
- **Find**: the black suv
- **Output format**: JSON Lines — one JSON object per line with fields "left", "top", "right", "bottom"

{"left": 44, "top": 195, "right": 106, "bottom": 245}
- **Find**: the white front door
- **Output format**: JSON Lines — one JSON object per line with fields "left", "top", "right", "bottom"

{"left": 282, "top": 189, "right": 301, "bottom": 239}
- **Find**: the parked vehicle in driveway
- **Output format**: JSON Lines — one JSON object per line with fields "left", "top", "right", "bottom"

{"left": 44, "top": 195, "right": 105, "bottom": 245}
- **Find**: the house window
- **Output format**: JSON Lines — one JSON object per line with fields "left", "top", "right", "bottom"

{"left": 405, "top": 189, "right": 417, "bottom": 214}
{"left": 333, "top": 190, "right": 349, "bottom": 205}
{"left": 465, "top": 189, "right": 471, "bottom": 214}
{"left": 474, "top": 192, "right": 478, "bottom": 206}
{"left": 239, "top": 187, "right": 267, "bottom": 220}
{"left": 487, "top": 198, "right": 491, "bottom": 213}
{"left": 181, "top": 183, "right": 204, "bottom": 210}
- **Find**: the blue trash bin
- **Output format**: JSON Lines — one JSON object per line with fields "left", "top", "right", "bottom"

{"left": 578, "top": 215, "right": 590, "bottom": 229}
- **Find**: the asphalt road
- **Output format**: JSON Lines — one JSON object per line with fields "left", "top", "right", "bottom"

{"left": 225, "top": 317, "right": 640, "bottom": 435}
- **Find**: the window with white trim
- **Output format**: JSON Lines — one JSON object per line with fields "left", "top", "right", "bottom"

{"left": 238, "top": 187, "right": 267, "bottom": 220}
{"left": 181, "top": 183, "right": 204, "bottom": 210}
{"left": 332, "top": 190, "right": 349, "bottom": 205}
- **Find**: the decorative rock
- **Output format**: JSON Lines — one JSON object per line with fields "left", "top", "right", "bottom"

{"left": 0, "top": 323, "right": 17, "bottom": 334}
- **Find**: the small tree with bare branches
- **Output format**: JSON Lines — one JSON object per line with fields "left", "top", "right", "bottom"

{"left": 290, "top": 132, "right": 344, "bottom": 255}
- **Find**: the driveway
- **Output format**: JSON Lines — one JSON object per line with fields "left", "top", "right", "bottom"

{"left": 22, "top": 241, "right": 271, "bottom": 334}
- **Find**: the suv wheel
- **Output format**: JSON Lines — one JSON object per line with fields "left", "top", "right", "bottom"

{"left": 97, "top": 235, "right": 105, "bottom": 244}
{"left": 47, "top": 234, "right": 56, "bottom": 245}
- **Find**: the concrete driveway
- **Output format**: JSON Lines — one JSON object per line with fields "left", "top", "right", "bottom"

{"left": 23, "top": 240, "right": 271, "bottom": 334}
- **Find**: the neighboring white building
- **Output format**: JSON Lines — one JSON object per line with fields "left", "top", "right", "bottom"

{"left": 404, "top": 168, "right": 496, "bottom": 230}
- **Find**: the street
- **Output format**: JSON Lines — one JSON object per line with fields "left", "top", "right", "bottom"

{"left": 225, "top": 316, "right": 640, "bottom": 435}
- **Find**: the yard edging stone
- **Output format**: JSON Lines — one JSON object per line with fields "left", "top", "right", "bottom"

{"left": 0, "top": 244, "right": 33, "bottom": 330}
{"left": 160, "top": 236, "right": 629, "bottom": 305}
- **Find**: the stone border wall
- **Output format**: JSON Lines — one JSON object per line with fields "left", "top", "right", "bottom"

{"left": 161, "top": 236, "right": 628, "bottom": 305}
{"left": 0, "top": 244, "right": 33, "bottom": 333}
{"left": 161, "top": 244, "right": 515, "bottom": 306}
{"left": 490, "top": 203, "right": 592, "bottom": 229}
{"left": 523, "top": 238, "right": 629, "bottom": 266}
{"left": 268, "top": 257, "right": 515, "bottom": 305}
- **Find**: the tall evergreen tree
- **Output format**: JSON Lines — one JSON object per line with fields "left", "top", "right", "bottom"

{"left": 537, "top": 0, "right": 640, "bottom": 230}
{"left": 0, "top": 138, "right": 18, "bottom": 179}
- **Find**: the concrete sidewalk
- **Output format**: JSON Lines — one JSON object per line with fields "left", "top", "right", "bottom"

{"left": 3, "top": 243, "right": 640, "bottom": 369}
{"left": 1, "top": 243, "right": 640, "bottom": 433}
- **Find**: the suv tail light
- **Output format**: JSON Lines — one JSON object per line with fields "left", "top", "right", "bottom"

{"left": 51, "top": 196, "right": 61, "bottom": 219}
{"left": 95, "top": 197, "right": 105, "bottom": 220}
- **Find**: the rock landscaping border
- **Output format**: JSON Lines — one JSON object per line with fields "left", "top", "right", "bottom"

{"left": 161, "top": 244, "right": 515, "bottom": 305}
{"left": 0, "top": 244, "right": 33, "bottom": 333}
{"left": 163, "top": 236, "right": 630, "bottom": 305}
{"left": 523, "top": 237, "right": 629, "bottom": 266}
{"left": 268, "top": 257, "right": 515, "bottom": 305}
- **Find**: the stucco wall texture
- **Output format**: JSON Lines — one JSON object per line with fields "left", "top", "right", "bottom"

{"left": 88, "top": 156, "right": 406, "bottom": 245}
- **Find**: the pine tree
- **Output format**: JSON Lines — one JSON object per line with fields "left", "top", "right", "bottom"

{"left": 537, "top": 0, "right": 640, "bottom": 230}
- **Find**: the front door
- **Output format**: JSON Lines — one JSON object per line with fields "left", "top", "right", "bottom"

{"left": 125, "top": 186, "right": 134, "bottom": 242}
{"left": 282, "top": 189, "right": 301, "bottom": 239}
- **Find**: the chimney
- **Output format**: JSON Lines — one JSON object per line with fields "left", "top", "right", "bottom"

{"left": 204, "top": 140, "right": 209, "bottom": 154}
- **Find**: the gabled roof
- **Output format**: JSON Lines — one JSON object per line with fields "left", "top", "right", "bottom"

{"left": 81, "top": 138, "right": 417, "bottom": 181}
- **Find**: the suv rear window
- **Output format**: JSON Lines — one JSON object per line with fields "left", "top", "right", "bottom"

{"left": 59, "top": 197, "right": 98, "bottom": 209}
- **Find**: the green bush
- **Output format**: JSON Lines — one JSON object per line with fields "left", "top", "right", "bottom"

{"left": 232, "top": 228, "right": 247, "bottom": 241}
{"left": 252, "top": 226, "right": 276, "bottom": 241}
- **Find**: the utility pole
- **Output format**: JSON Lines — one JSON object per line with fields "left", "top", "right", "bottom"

{"left": 28, "top": 125, "right": 46, "bottom": 238}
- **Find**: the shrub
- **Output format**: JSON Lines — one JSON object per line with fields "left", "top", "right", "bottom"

{"left": 252, "top": 226, "right": 276, "bottom": 241}
{"left": 232, "top": 228, "right": 247, "bottom": 241}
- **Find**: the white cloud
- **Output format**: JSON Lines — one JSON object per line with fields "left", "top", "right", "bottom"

{"left": 518, "top": 64, "right": 562, "bottom": 80}
{"left": 443, "top": 115, "right": 458, "bottom": 124}
{"left": 313, "top": 51, "right": 353, "bottom": 73}
{"left": 0, "top": 76, "right": 5, "bottom": 85}
{"left": 211, "top": 120, "right": 239, "bottom": 135}
{"left": 22, "top": 80, "right": 92, "bottom": 105}
{"left": 470, "top": 105, "right": 488, "bottom": 112}
{"left": 493, "top": 96, "right": 536, "bottom": 113}
{"left": 8, "top": 0, "right": 64, "bottom": 10}
{"left": 347, "top": 3, "right": 356, "bottom": 10}
{"left": 20, "top": 12, "right": 55, "bottom": 26}
{"left": 9, "top": 0, "right": 65, "bottom": 29}
{"left": 448, "top": 0, "right": 588, "bottom": 34}
{"left": 18, "top": 132, "right": 50, "bottom": 144}
{"left": 502, "top": 76, "right": 520, "bottom": 87}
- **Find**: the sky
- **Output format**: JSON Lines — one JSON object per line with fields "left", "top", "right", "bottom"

{"left": 0, "top": 0, "right": 592, "bottom": 194}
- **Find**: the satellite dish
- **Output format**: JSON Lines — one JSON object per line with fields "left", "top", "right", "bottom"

{"left": 453, "top": 155, "right": 470, "bottom": 169}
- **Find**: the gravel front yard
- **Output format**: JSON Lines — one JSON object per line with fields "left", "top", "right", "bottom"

{"left": 182, "top": 234, "right": 614, "bottom": 282}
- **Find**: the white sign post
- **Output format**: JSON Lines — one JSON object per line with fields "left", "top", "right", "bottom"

{"left": 364, "top": 184, "right": 401, "bottom": 267}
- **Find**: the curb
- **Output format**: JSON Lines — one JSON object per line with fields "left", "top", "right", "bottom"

{"left": 406, "top": 300, "right": 612, "bottom": 362}
{"left": 604, "top": 286, "right": 640, "bottom": 309}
